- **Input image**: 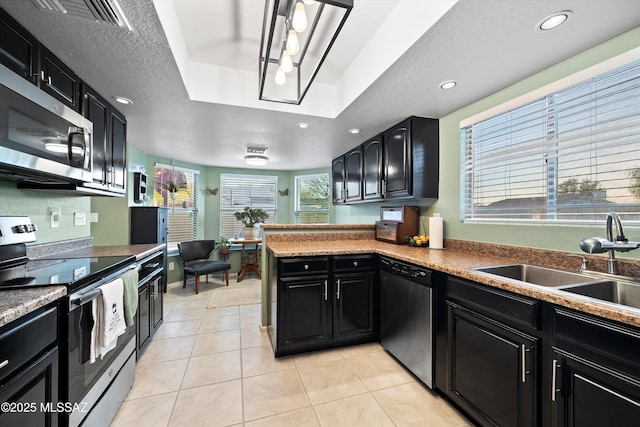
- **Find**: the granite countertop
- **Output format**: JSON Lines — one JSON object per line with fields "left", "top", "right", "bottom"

{"left": 266, "top": 239, "right": 640, "bottom": 329}
{"left": 1, "top": 243, "right": 165, "bottom": 329}
{"left": 42, "top": 243, "right": 166, "bottom": 260}
{"left": 0, "top": 286, "right": 66, "bottom": 328}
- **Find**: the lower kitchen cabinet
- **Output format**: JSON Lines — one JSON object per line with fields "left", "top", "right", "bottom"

{"left": 550, "top": 307, "right": 640, "bottom": 427}
{"left": 447, "top": 303, "right": 538, "bottom": 427}
{"left": 136, "top": 274, "right": 163, "bottom": 355}
{"left": 269, "top": 254, "right": 378, "bottom": 356}
{"left": 444, "top": 276, "right": 540, "bottom": 427}
{"left": 0, "top": 305, "right": 59, "bottom": 427}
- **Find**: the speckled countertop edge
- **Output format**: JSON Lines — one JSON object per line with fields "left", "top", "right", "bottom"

{"left": 266, "top": 239, "right": 640, "bottom": 328}
{"left": 40, "top": 243, "right": 166, "bottom": 260}
{"left": 0, "top": 287, "right": 66, "bottom": 328}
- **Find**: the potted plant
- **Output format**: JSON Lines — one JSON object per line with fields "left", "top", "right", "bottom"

{"left": 215, "top": 236, "right": 232, "bottom": 256}
{"left": 233, "top": 207, "right": 269, "bottom": 239}
{"left": 164, "top": 180, "right": 179, "bottom": 200}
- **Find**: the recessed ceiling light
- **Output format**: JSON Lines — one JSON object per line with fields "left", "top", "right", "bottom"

{"left": 113, "top": 96, "right": 133, "bottom": 105}
{"left": 348, "top": 128, "right": 360, "bottom": 134}
{"left": 297, "top": 122, "right": 309, "bottom": 129}
{"left": 537, "top": 11, "right": 572, "bottom": 31}
{"left": 439, "top": 80, "right": 457, "bottom": 90}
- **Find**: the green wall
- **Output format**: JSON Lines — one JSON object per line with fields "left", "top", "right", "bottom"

{"left": 381, "top": 25, "right": 640, "bottom": 260}
{"left": 0, "top": 181, "right": 91, "bottom": 243}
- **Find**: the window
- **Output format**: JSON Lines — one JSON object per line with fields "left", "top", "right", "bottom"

{"left": 220, "top": 173, "right": 277, "bottom": 238}
{"left": 295, "top": 173, "right": 330, "bottom": 224}
{"left": 461, "top": 58, "right": 640, "bottom": 223}
{"left": 153, "top": 164, "right": 199, "bottom": 243}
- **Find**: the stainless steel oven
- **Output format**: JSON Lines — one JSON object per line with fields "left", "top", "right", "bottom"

{"left": 0, "top": 63, "right": 92, "bottom": 183}
{"left": 63, "top": 264, "right": 137, "bottom": 427}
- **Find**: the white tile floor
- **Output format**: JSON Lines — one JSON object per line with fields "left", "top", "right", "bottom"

{"left": 110, "top": 278, "right": 472, "bottom": 426}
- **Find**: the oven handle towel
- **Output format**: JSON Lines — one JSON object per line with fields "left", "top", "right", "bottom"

{"left": 90, "top": 278, "right": 126, "bottom": 362}
{"left": 121, "top": 268, "right": 139, "bottom": 327}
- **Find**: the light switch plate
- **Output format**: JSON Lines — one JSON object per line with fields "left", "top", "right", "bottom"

{"left": 50, "top": 209, "right": 59, "bottom": 228}
{"left": 74, "top": 212, "right": 87, "bottom": 226}
{"left": 90, "top": 212, "right": 99, "bottom": 223}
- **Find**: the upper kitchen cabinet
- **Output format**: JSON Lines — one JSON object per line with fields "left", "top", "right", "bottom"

{"left": 384, "top": 116, "right": 439, "bottom": 200}
{"left": 82, "top": 84, "right": 127, "bottom": 195}
{"left": 333, "top": 147, "right": 363, "bottom": 203}
{"left": 332, "top": 116, "right": 439, "bottom": 204}
{"left": 362, "top": 136, "right": 383, "bottom": 200}
{"left": 0, "top": 8, "right": 37, "bottom": 84}
{"left": 39, "top": 46, "right": 82, "bottom": 112}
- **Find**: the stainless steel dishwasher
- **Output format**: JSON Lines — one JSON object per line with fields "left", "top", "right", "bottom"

{"left": 380, "top": 256, "right": 433, "bottom": 388}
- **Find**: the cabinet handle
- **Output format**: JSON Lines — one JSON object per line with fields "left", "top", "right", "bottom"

{"left": 304, "top": 264, "right": 309, "bottom": 270}
{"left": 521, "top": 344, "right": 531, "bottom": 383}
{"left": 551, "top": 358, "right": 561, "bottom": 402}
{"left": 0, "top": 359, "right": 8, "bottom": 369}
{"left": 324, "top": 280, "right": 328, "bottom": 301}
{"left": 353, "top": 261, "right": 358, "bottom": 267}
{"left": 336, "top": 279, "right": 341, "bottom": 300}
{"left": 40, "top": 71, "right": 45, "bottom": 82}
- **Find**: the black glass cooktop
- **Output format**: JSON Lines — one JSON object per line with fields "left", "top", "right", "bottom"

{"left": 0, "top": 255, "right": 134, "bottom": 291}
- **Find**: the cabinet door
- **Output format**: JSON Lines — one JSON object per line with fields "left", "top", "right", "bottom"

{"left": 137, "top": 283, "right": 151, "bottom": 353}
{"left": 83, "top": 85, "right": 109, "bottom": 186}
{"left": 0, "top": 9, "right": 37, "bottom": 84}
{"left": 39, "top": 46, "right": 81, "bottom": 112}
{"left": 0, "top": 348, "right": 58, "bottom": 427}
{"left": 331, "top": 156, "right": 345, "bottom": 204}
{"left": 151, "top": 277, "right": 164, "bottom": 333}
{"left": 552, "top": 349, "right": 640, "bottom": 427}
{"left": 278, "top": 276, "right": 330, "bottom": 351}
{"left": 110, "top": 109, "right": 127, "bottom": 191}
{"left": 362, "top": 137, "right": 383, "bottom": 200}
{"left": 344, "top": 147, "right": 362, "bottom": 202}
{"left": 333, "top": 271, "right": 376, "bottom": 340}
{"left": 383, "top": 121, "right": 412, "bottom": 198}
{"left": 448, "top": 303, "right": 537, "bottom": 427}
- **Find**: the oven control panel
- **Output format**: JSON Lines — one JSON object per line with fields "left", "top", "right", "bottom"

{"left": 0, "top": 216, "right": 37, "bottom": 245}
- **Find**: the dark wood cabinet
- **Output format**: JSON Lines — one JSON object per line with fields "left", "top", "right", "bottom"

{"left": 39, "top": 46, "right": 81, "bottom": 112}
{"left": 550, "top": 307, "right": 640, "bottom": 427}
{"left": 0, "top": 305, "right": 59, "bottom": 427}
{"left": 331, "top": 116, "right": 438, "bottom": 204}
{"left": 0, "top": 8, "right": 37, "bottom": 84}
{"left": 331, "top": 156, "right": 345, "bottom": 204}
{"left": 447, "top": 303, "right": 538, "bottom": 427}
{"left": 271, "top": 255, "right": 378, "bottom": 356}
{"left": 362, "top": 136, "right": 383, "bottom": 200}
{"left": 344, "top": 147, "right": 362, "bottom": 202}
{"left": 82, "top": 85, "right": 127, "bottom": 195}
{"left": 443, "top": 276, "right": 540, "bottom": 427}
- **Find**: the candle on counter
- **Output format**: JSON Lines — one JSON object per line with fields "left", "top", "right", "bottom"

{"left": 429, "top": 213, "right": 444, "bottom": 249}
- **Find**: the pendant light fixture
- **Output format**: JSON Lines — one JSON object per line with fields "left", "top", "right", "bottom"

{"left": 259, "top": 0, "right": 353, "bottom": 105}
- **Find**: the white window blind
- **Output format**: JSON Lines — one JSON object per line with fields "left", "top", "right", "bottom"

{"left": 462, "top": 59, "right": 640, "bottom": 223}
{"left": 295, "top": 173, "right": 330, "bottom": 224}
{"left": 220, "top": 173, "right": 277, "bottom": 238}
{"left": 153, "top": 164, "right": 199, "bottom": 243}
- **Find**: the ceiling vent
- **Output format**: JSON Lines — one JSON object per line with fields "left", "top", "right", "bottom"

{"left": 31, "top": 0, "right": 132, "bottom": 31}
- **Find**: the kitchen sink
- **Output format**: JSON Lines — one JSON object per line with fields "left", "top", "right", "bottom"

{"left": 562, "top": 280, "right": 640, "bottom": 310}
{"left": 473, "top": 264, "right": 594, "bottom": 287}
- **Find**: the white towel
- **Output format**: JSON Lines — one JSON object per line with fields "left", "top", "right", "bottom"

{"left": 90, "top": 278, "right": 126, "bottom": 362}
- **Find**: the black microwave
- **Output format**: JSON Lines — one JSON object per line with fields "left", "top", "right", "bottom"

{"left": 0, "top": 63, "right": 92, "bottom": 184}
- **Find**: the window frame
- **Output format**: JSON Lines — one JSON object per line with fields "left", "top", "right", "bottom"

{"left": 460, "top": 48, "right": 640, "bottom": 225}
{"left": 294, "top": 173, "right": 331, "bottom": 224}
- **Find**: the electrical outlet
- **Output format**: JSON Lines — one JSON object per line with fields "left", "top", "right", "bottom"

{"left": 50, "top": 207, "right": 60, "bottom": 228}
{"left": 74, "top": 212, "right": 87, "bottom": 226}
{"left": 169, "top": 262, "right": 175, "bottom": 271}
{"left": 90, "top": 212, "right": 99, "bottom": 223}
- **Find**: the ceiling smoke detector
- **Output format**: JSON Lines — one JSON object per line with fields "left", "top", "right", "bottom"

{"left": 31, "top": 0, "right": 133, "bottom": 31}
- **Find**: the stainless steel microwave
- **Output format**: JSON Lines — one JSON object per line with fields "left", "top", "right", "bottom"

{"left": 0, "top": 64, "right": 92, "bottom": 184}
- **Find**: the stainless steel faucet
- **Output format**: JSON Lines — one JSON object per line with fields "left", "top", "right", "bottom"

{"left": 579, "top": 212, "right": 640, "bottom": 274}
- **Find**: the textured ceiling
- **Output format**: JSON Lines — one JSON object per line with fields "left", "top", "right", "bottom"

{"left": 0, "top": 0, "right": 639, "bottom": 171}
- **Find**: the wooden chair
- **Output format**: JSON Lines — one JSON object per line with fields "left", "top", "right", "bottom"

{"left": 178, "top": 240, "right": 231, "bottom": 294}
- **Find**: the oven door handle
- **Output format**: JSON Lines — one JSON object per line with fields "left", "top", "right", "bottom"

{"left": 71, "top": 289, "right": 102, "bottom": 306}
